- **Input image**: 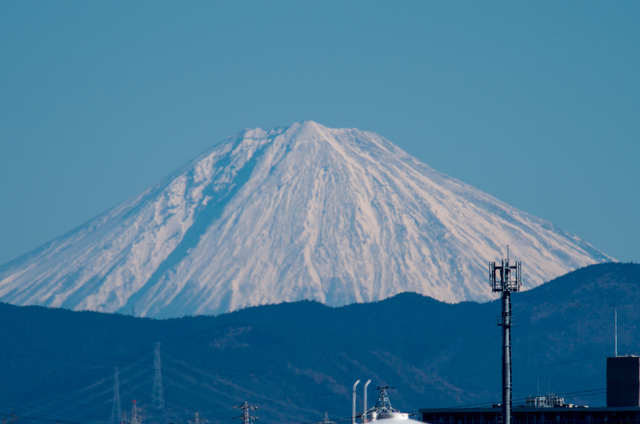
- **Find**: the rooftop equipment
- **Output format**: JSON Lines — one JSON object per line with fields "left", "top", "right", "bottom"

{"left": 372, "top": 386, "right": 408, "bottom": 420}
{"left": 524, "top": 395, "right": 567, "bottom": 408}
{"left": 368, "top": 386, "right": 422, "bottom": 424}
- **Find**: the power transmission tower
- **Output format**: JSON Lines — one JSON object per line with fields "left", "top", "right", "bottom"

{"left": 153, "top": 342, "right": 165, "bottom": 409}
{"left": 322, "top": 412, "right": 335, "bottom": 424}
{"left": 111, "top": 367, "right": 122, "bottom": 423}
{"left": 189, "top": 413, "right": 208, "bottom": 424}
{"left": 489, "top": 246, "right": 522, "bottom": 424}
{"left": 233, "top": 402, "right": 258, "bottom": 424}
{"left": 121, "top": 412, "right": 127, "bottom": 424}
{"left": 130, "top": 400, "right": 144, "bottom": 424}
{"left": 2, "top": 412, "right": 17, "bottom": 424}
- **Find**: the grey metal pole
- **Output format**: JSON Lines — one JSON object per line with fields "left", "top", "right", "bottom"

{"left": 502, "top": 291, "right": 512, "bottom": 424}
{"left": 363, "top": 380, "right": 371, "bottom": 423}
{"left": 352, "top": 380, "right": 360, "bottom": 424}
{"left": 491, "top": 251, "right": 521, "bottom": 424}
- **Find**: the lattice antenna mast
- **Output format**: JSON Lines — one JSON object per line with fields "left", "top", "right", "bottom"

{"left": 323, "top": 412, "right": 335, "bottom": 424}
{"left": 189, "top": 413, "right": 208, "bottom": 424}
{"left": 130, "top": 400, "right": 144, "bottom": 424}
{"left": 373, "top": 386, "right": 398, "bottom": 415}
{"left": 111, "top": 367, "right": 122, "bottom": 423}
{"left": 233, "top": 402, "right": 258, "bottom": 424}
{"left": 489, "top": 246, "right": 522, "bottom": 424}
{"left": 153, "top": 342, "right": 165, "bottom": 409}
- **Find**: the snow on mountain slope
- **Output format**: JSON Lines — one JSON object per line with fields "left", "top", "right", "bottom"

{"left": 0, "top": 121, "right": 612, "bottom": 318}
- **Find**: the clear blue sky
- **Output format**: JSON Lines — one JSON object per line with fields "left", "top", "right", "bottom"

{"left": 1, "top": 1, "right": 638, "bottom": 265}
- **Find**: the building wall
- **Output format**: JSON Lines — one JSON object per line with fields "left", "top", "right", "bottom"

{"left": 607, "top": 356, "right": 640, "bottom": 407}
{"left": 420, "top": 407, "right": 640, "bottom": 424}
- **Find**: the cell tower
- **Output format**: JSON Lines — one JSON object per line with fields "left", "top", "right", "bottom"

{"left": 232, "top": 402, "right": 258, "bottom": 424}
{"left": 189, "top": 413, "right": 208, "bottom": 424}
{"left": 130, "top": 400, "right": 143, "bottom": 424}
{"left": 111, "top": 367, "right": 122, "bottom": 423}
{"left": 153, "top": 342, "right": 165, "bottom": 409}
{"left": 489, "top": 246, "right": 522, "bottom": 424}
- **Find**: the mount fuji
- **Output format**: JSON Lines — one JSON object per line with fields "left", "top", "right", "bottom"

{"left": 0, "top": 121, "right": 612, "bottom": 318}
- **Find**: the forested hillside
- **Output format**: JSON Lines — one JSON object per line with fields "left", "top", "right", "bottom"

{"left": 0, "top": 263, "right": 637, "bottom": 424}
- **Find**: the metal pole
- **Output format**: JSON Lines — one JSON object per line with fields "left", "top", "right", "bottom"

{"left": 363, "top": 380, "right": 371, "bottom": 423}
{"left": 352, "top": 380, "right": 360, "bottom": 424}
{"left": 615, "top": 308, "right": 618, "bottom": 357}
{"left": 502, "top": 290, "right": 512, "bottom": 424}
{"left": 490, "top": 251, "right": 521, "bottom": 424}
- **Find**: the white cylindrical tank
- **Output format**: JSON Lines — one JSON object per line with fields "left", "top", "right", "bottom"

{"left": 371, "top": 411, "right": 423, "bottom": 424}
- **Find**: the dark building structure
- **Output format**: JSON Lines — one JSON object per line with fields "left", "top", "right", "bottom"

{"left": 420, "top": 405, "right": 640, "bottom": 424}
{"left": 607, "top": 356, "right": 640, "bottom": 407}
{"left": 419, "top": 356, "right": 640, "bottom": 424}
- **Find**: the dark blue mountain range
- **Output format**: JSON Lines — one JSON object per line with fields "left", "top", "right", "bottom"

{"left": 0, "top": 263, "right": 637, "bottom": 424}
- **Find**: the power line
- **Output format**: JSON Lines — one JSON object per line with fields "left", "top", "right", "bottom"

{"left": 0, "top": 346, "right": 353, "bottom": 384}
{"left": 0, "top": 344, "right": 612, "bottom": 393}
{"left": 0, "top": 344, "right": 615, "bottom": 424}
{"left": 2, "top": 382, "right": 629, "bottom": 424}
{"left": 389, "top": 354, "right": 610, "bottom": 391}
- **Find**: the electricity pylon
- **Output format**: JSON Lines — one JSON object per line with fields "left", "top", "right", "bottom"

{"left": 233, "top": 402, "right": 258, "bottom": 424}
{"left": 130, "top": 400, "right": 144, "bottom": 424}
{"left": 153, "top": 342, "right": 165, "bottom": 409}
{"left": 189, "top": 412, "right": 208, "bottom": 424}
{"left": 111, "top": 367, "right": 122, "bottom": 423}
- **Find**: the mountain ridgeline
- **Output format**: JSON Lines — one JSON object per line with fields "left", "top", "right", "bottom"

{"left": 0, "top": 263, "right": 637, "bottom": 424}
{"left": 0, "top": 121, "right": 610, "bottom": 318}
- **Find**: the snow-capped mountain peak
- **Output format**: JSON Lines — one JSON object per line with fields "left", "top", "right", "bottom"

{"left": 0, "top": 121, "right": 612, "bottom": 317}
